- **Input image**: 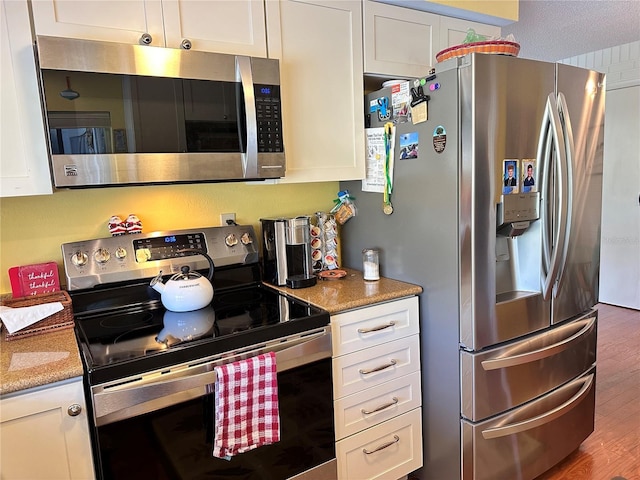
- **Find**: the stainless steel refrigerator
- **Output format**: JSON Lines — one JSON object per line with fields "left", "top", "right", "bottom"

{"left": 340, "top": 54, "right": 605, "bottom": 480}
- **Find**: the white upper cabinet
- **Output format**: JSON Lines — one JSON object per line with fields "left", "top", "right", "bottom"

{"left": 162, "top": 0, "right": 267, "bottom": 56}
{"left": 30, "top": 0, "right": 268, "bottom": 56}
{"left": 363, "top": 0, "right": 440, "bottom": 78}
{"left": 1, "top": 0, "right": 53, "bottom": 197}
{"left": 363, "top": 1, "right": 502, "bottom": 78}
{"left": 266, "top": 0, "right": 365, "bottom": 183}
{"left": 439, "top": 15, "right": 500, "bottom": 50}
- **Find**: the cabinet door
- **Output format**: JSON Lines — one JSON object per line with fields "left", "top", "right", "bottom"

{"left": 30, "top": 0, "right": 165, "bottom": 46}
{"left": 0, "top": 378, "right": 95, "bottom": 479}
{"left": 266, "top": 0, "right": 365, "bottom": 183}
{"left": 363, "top": 0, "right": 440, "bottom": 78}
{"left": 0, "top": 0, "right": 52, "bottom": 197}
{"left": 162, "top": 0, "right": 267, "bottom": 56}
{"left": 438, "top": 16, "right": 501, "bottom": 51}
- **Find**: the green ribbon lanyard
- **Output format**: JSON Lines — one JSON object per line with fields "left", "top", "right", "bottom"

{"left": 383, "top": 122, "right": 394, "bottom": 215}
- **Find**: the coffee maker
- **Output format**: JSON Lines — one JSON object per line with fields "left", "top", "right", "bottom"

{"left": 261, "top": 216, "right": 317, "bottom": 288}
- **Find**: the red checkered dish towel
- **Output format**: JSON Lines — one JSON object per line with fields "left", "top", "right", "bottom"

{"left": 212, "top": 351, "right": 280, "bottom": 459}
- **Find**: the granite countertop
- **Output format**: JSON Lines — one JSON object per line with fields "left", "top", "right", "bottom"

{"left": 267, "top": 267, "right": 422, "bottom": 314}
{"left": 0, "top": 269, "right": 420, "bottom": 396}
{"left": 0, "top": 327, "right": 83, "bottom": 396}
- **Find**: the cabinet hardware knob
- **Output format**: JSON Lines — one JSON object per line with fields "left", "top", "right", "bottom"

{"left": 181, "top": 39, "right": 192, "bottom": 50}
{"left": 140, "top": 33, "right": 152, "bottom": 45}
{"left": 67, "top": 404, "right": 82, "bottom": 417}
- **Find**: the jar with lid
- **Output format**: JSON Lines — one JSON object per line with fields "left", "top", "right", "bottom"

{"left": 362, "top": 248, "right": 380, "bottom": 281}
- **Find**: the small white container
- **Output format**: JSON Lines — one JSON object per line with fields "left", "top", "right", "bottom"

{"left": 362, "top": 248, "right": 380, "bottom": 281}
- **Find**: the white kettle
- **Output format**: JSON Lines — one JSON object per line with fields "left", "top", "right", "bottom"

{"left": 150, "top": 249, "right": 215, "bottom": 312}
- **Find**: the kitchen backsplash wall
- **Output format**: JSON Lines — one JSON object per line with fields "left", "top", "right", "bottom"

{"left": 0, "top": 182, "right": 338, "bottom": 294}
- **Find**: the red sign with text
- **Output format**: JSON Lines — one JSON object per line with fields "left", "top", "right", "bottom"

{"left": 8, "top": 262, "right": 60, "bottom": 297}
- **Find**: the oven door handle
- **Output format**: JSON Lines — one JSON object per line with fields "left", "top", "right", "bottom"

{"left": 93, "top": 328, "right": 331, "bottom": 425}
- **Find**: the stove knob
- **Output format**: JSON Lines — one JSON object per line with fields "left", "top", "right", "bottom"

{"left": 71, "top": 251, "right": 88, "bottom": 267}
{"left": 241, "top": 232, "right": 253, "bottom": 245}
{"left": 94, "top": 248, "right": 111, "bottom": 264}
{"left": 225, "top": 234, "right": 239, "bottom": 247}
{"left": 115, "top": 247, "right": 127, "bottom": 259}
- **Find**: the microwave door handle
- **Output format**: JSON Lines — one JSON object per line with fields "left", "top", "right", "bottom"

{"left": 554, "top": 92, "right": 575, "bottom": 297}
{"left": 236, "top": 56, "right": 258, "bottom": 178}
{"left": 481, "top": 373, "right": 594, "bottom": 439}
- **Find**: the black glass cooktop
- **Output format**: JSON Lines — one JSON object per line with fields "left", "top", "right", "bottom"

{"left": 72, "top": 282, "right": 329, "bottom": 385}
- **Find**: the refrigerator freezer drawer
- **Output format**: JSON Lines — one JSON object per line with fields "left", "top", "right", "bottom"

{"left": 461, "top": 367, "right": 596, "bottom": 480}
{"left": 461, "top": 310, "right": 597, "bottom": 421}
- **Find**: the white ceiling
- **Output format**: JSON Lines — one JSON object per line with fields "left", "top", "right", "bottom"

{"left": 501, "top": 0, "right": 640, "bottom": 62}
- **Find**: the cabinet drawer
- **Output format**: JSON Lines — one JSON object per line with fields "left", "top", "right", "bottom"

{"left": 336, "top": 407, "right": 423, "bottom": 480}
{"left": 334, "top": 371, "right": 421, "bottom": 440}
{"left": 333, "top": 335, "right": 420, "bottom": 399}
{"left": 332, "top": 297, "right": 419, "bottom": 357}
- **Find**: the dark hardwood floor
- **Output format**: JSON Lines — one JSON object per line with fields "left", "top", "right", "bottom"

{"left": 536, "top": 303, "right": 640, "bottom": 480}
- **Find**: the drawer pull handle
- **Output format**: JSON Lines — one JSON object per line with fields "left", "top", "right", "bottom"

{"left": 361, "top": 397, "right": 399, "bottom": 415}
{"left": 358, "top": 321, "right": 396, "bottom": 334}
{"left": 359, "top": 359, "right": 397, "bottom": 375}
{"left": 363, "top": 435, "right": 400, "bottom": 454}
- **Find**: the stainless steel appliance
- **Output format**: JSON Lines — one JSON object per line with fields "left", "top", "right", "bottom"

{"left": 261, "top": 217, "right": 317, "bottom": 289}
{"left": 341, "top": 54, "right": 604, "bottom": 480}
{"left": 37, "top": 36, "right": 285, "bottom": 188}
{"left": 62, "top": 225, "right": 335, "bottom": 480}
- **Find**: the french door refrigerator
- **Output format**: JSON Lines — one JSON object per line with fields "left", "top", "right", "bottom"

{"left": 340, "top": 53, "right": 605, "bottom": 480}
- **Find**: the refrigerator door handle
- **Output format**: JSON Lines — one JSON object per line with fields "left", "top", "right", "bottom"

{"left": 481, "top": 373, "right": 594, "bottom": 439}
{"left": 480, "top": 316, "right": 595, "bottom": 371}
{"left": 541, "top": 93, "right": 569, "bottom": 301}
{"left": 553, "top": 92, "right": 575, "bottom": 297}
{"left": 538, "top": 112, "right": 553, "bottom": 276}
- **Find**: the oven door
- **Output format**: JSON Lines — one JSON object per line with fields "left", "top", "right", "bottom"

{"left": 89, "top": 328, "right": 335, "bottom": 480}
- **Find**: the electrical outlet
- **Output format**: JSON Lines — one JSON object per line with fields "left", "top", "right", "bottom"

{"left": 220, "top": 213, "right": 236, "bottom": 225}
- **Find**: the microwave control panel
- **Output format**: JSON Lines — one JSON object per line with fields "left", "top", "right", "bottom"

{"left": 255, "top": 84, "right": 283, "bottom": 153}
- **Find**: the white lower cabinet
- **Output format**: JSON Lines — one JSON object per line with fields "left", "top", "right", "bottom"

{"left": 336, "top": 407, "right": 423, "bottom": 480}
{"left": 331, "top": 297, "right": 422, "bottom": 480}
{"left": 0, "top": 377, "right": 95, "bottom": 480}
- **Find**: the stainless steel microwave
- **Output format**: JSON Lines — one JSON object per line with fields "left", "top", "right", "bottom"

{"left": 36, "top": 36, "right": 285, "bottom": 188}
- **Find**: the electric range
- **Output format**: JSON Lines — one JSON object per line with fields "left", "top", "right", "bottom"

{"left": 61, "top": 225, "right": 330, "bottom": 385}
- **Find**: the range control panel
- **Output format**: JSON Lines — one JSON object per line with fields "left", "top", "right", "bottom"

{"left": 62, "top": 225, "right": 259, "bottom": 291}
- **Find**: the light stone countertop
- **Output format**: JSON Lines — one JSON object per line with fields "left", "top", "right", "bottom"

{"left": 266, "top": 268, "right": 422, "bottom": 314}
{"left": 0, "top": 327, "right": 83, "bottom": 396}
